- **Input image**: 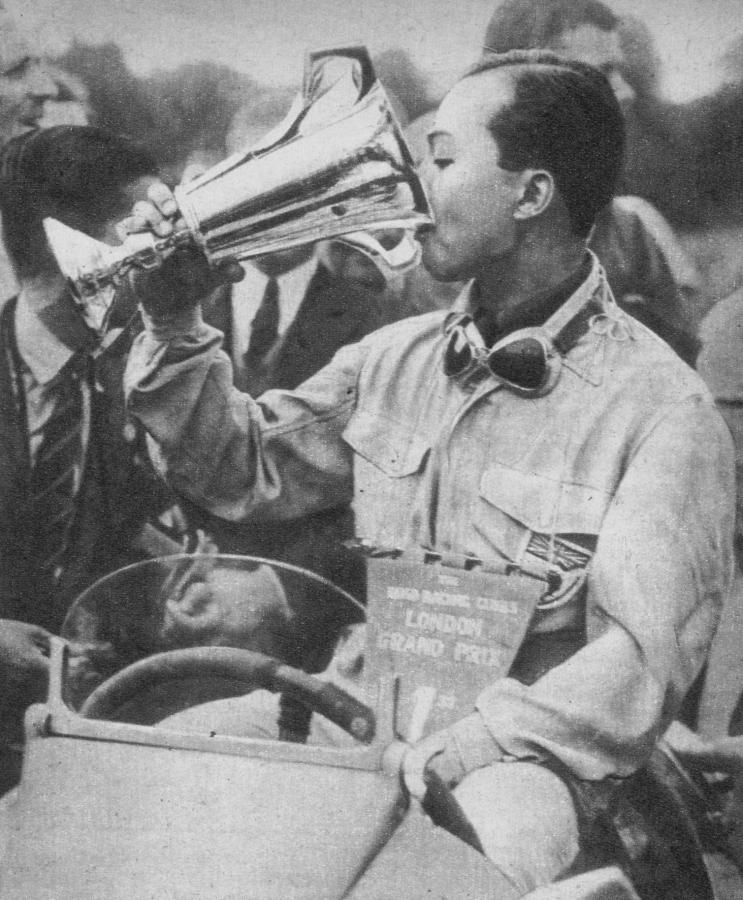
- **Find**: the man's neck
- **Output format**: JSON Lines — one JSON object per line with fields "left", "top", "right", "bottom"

{"left": 475, "top": 235, "right": 588, "bottom": 331}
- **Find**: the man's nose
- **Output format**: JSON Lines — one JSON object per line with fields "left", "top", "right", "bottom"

{"left": 609, "top": 70, "right": 636, "bottom": 109}
{"left": 25, "top": 61, "right": 58, "bottom": 100}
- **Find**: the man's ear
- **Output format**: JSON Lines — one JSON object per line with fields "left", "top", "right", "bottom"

{"left": 514, "top": 170, "right": 554, "bottom": 222}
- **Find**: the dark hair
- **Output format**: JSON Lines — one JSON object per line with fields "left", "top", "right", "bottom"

{"left": 464, "top": 51, "right": 624, "bottom": 237}
{"left": 483, "top": 0, "right": 618, "bottom": 55}
{"left": 0, "top": 125, "right": 158, "bottom": 279}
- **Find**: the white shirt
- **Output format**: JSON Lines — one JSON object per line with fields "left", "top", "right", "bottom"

{"left": 0, "top": 213, "right": 19, "bottom": 304}
{"left": 15, "top": 284, "right": 91, "bottom": 489}
{"left": 229, "top": 256, "right": 318, "bottom": 375}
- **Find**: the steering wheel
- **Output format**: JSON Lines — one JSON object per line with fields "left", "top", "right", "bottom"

{"left": 79, "top": 645, "right": 376, "bottom": 743}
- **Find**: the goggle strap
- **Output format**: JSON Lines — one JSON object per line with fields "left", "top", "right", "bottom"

{"left": 443, "top": 254, "right": 608, "bottom": 382}
{"left": 547, "top": 260, "right": 611, "bottom": 356}
{"left": 540, "top": 257, "right": 602, "bottom": 342}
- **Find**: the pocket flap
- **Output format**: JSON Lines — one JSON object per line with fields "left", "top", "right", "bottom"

{"left": 343, "top": 411, "right": 429, "bottom": 477}
{"left": 480, "top": 462, "right": 610, "bottom": 534}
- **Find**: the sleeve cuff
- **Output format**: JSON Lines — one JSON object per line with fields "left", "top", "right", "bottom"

{"left": 450, "top": 711, "right": 506, "bottom": 773}
{"left": 140, "top": 304, "right": 204, "bottom": 341}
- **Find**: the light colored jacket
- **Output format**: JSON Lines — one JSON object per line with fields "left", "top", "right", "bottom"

{"left": 126, "top": 259, "right": 735, "bottom": 781}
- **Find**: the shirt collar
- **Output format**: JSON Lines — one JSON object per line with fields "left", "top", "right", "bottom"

{"left": 243, "top": 255, "right": 318, "bottom": 300}
{"left": 15, "top": 277, "right": 91, "bottom": 384}
{"left": 239, "top": 255, "right": 319, "bottom": 332}
{"left": 274, "top": 254, "right": 319, "bottom": 302}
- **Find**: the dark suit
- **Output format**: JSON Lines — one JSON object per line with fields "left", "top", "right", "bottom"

{"left": 205, "top": 261, "right": 411, "bottom": 391}
{"left": 0, "top": 293, "right": 182, "bottom": 789}
{"left": 0, "top": 296, "right": 175, "bottom": 634}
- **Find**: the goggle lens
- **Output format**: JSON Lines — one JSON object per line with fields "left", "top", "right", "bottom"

{"left": 444, "top": 321, "right": 555, "bottom": 395}
{"left": 487, "top": 337, "right": 549, "bottom": 391}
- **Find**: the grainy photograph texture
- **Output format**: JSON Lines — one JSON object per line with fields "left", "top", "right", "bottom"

{"left": 1, "top": 0, "right": 743, "bottom": 897}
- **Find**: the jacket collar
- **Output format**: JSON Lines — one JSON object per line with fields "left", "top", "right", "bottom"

{"left": 446, "top": 252, "right": 630, "bottom": 386}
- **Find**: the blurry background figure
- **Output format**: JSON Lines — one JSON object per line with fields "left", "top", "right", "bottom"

{"left": 0, "top": 7, "right": 57, "bottom": 143}
{"left": 36, "top": 64, "right": 90, "bottom": 129}
{"left": 371, "top": 47, "right": 434, "bottom": 126}
{"left": 483, "top": 0, "right": 695, "bottom": 217}
{"left": 0, "top": 126, "right": 192, "bottom": 791}
{"left": 203, "top": 236, "right": 408, "bottom": 395}
{"left": 481, "top": 0, "right": 701, "bottom": 364}
{"left": 695, "top": 282, "right": 743, "bottom": 738}
{"left": 0, "top": 4, "right": 60, "bottom": 301}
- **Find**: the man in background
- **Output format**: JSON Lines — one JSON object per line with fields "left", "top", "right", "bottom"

{"left": 0, "top": 126, "right": 186, "bottom": 791}
{"left": 204, "top": 241, "right": 401, "bottom": 399}
{"left": 0, "top": 4, "right": 61, "bottom": 300}
{"left": 695, "top": 281, "right": 743, "bottom": 737}
{"left": 480, "top": 0, "right": 701, "bottom": 363}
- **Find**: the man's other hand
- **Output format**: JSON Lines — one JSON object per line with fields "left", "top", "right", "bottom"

{"left": 0, "top": 621, "right": 52, "bottom": 750}
{"left": 0, "top": 620, "right": 51, "bottom": 701}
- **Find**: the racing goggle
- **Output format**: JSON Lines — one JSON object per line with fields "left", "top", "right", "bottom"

{"left": 443, "top": 315, "right": 562, "bottom": 397}
{"left": 442, "top": 259, "right": 626, "bottom": 397}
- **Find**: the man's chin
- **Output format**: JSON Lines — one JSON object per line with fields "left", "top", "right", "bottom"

{"left": 420, "top": 250, "right": 463, "bottom": 283}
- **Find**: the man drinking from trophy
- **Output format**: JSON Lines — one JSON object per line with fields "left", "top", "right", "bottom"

{"left": 121, "top": 51, "right": 734, "bottom": 896}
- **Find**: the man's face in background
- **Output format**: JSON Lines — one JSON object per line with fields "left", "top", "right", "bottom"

{"left": 550, "top": 24, "right": 636, "bottom": 115}
{"left": 0, "top": 15, "right": 57, "bottom": 143}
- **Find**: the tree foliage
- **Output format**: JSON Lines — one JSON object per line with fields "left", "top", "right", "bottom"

{"left": 54, "top": 41, "right": 292, "bottom": 181}
{"left": 52, "top": 37, "right": 743, "bottom": 227}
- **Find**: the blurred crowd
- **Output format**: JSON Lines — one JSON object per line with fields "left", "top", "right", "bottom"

{"left": 1, "top": 0, "right": 743, "bottom": 793}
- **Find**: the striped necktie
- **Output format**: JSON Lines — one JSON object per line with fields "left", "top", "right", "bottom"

{"left": 28, "top": 352, "right": 88, "bottom": 584}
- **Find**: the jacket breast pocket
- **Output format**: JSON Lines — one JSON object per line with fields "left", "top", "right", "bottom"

{"left": 342, "top": 411, "right": 429, "bottom": 478}
{"left": 342, "top": 411, "right": 429, "bottom": 546}
{"left": 475, "top": 462, "right": 610, "bottom": 576}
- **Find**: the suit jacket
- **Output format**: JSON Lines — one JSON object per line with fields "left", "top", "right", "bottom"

{"left": 0, "top": 297, "right": 174, "bottom": 632}
{"left": 204, "top": 261, "right": 413, "bottom": 392}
